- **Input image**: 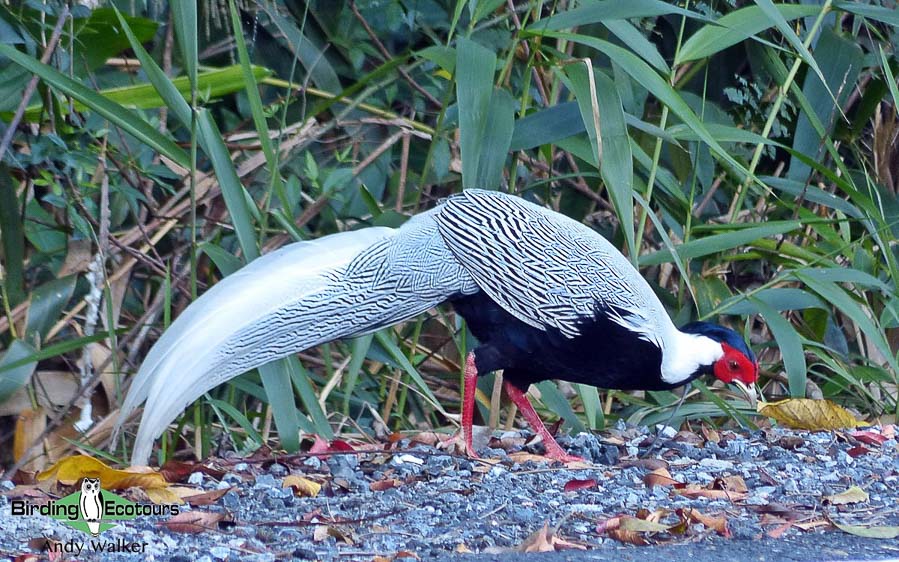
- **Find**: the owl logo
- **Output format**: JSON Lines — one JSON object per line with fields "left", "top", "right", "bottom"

{"left": 79, "top": 478, "right": 103, "bottom": 536}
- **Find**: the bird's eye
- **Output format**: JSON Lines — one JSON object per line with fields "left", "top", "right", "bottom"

{"left": 728, "top": 360, "right": 739, "bottom": 370}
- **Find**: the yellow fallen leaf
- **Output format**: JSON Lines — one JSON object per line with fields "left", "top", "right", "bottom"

{"left": 146, "top": 486, "right": 185, "bottom": 505}
{"left": 834, "top": 522, "right": 899, "bottom": 539}
{"left": 824, "top": 486, "right": 869, "bottom": 506}
{"left": 757, "top": 399, "right": 863, "bottom": 430}
{"left": 283, "top": 475, "right": 321, "bottom": 497}
{"left": 37, "top": 454, "right": 168, "bottom": 490}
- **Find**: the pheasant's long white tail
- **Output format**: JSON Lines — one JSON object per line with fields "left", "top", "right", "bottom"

{"left": 122, "top": 212, "right": 476, "bottom": 465}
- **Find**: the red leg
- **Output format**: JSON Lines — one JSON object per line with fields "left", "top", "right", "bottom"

{"left": 461, "top": 352, "right": 480, "bottom": 458}
{"left": 503, "top": 381, "right": 583, "bottom": 463}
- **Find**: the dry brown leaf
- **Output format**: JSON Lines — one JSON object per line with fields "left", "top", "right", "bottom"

{"left": 758, "top": 399, "right": 862, "bottom": 430}
{"left": 454, "top": 544, "right": 473, "bottom": 554}
{"left": 162, "top": 511, "right": 228, "bottom": 534}
{"left": 13, "top": 408, "right": 47, "bottom": 472}
{"left": 766, "top": 520, "right": 794, "bottom": 539}
{"left": 673, "top": 430, "right": 704, "bottom": 445}
{"left": 597, "top": 516, "right": 654, "bottom": 545}
{"left": 823, "top": 486, "right": 869, "bottom": 506}
{"left": 517, "top": 522, "right": 585, "bottom": 552}
{"left": 158, "top": 460, "right": 227, "bottom": 483}
{"left": 681, "top": 508, "right": 730, "bottom": 537}
{"left": 793, "top": 519, "right": 831, "bottom": 531}
{"left": 0, "top": 371, "right": 81, "bottom": 417}
{"left": 644, "top": 467, "right": 679, "bottom": 489}
{"left": 37, "top": 455, "right": 168, "bottom": 490}
{"left": 715, "top": 475, "right": 749, "bottom": 493}
{"left": 370, "top": 478, "right": 403, "bottom": 492}
{"left": 619, "top": 458, "right": 668, "bottom": 471}
{"left": 507, "top": 451, "right": 554, "bottom": 464}
{"left": 282, "top": 475, "right": 321, "bottom": 497}
{"left": 182, "top": 487, "right": 233, "bottom": 506}
{"left": 700, "top": 425, "right": 720, "bottom": 444}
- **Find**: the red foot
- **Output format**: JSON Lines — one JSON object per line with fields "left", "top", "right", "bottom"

{"left": 461, "top": 352, "right": 480, "bottom": 459}
{"left": 504, "top": 381, "right": 584, "bottom": 463}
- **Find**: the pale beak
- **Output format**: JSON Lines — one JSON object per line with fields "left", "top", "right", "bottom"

{"left": 731, "top": 380, "right": 758, "bottom": 408}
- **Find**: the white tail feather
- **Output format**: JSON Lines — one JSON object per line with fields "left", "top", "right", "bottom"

{"left": 123, "top": 228, "right": 395, "bottom": 464}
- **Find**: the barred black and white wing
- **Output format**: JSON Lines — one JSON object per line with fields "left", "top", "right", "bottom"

{"left": 435, "top": 190, "right": 671, "bottom": 344}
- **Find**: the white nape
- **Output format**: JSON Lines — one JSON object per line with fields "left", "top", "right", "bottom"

{"left": 660, "top": 328, "right": 724, "bottom": 384}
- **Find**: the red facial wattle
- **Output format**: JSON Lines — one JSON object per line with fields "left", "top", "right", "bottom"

{"left": 713, "top": 343, "right": 758, "bottom": 384}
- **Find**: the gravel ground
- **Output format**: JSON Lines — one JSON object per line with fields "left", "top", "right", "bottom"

{"left": 2, "top": 423, "right": 898, "bottom": 561}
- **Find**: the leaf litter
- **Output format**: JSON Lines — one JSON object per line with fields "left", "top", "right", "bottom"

{"left": 2, "top": 423, "right": 898, "bottom": 559}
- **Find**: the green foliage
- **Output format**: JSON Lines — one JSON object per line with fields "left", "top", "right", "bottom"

{"left": 1, "top": 0, "right": 898, "bottom": 464}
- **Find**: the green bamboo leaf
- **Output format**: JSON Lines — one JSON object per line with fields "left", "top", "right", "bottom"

{"left": 796, "top": 275, "right": 898, "bottom": 373}
{"left": 198, "top": 242, "right": 242, "bottom": 277}
{"left": 112, "top": 7, "right": 190, "bottom": 126}
{"left": 343, "top": 334, "right": 375, "bottom": 415}
{"left": 0, "top": 44, "right": 189, "bottom": 168}
{"left": 720, "top": 288, "right": 826, "bottom": 315}
{"left": 576, "top": 384, "right": 604, "bottom": 430}
{"left": 752, "top": 0, "right": 831, "bottom": 98}
{"left": 25, "top": 276, "right": 76, "bottom": 343}
{"left": 792, "top": 268, "right": 891, "bottom": 292}
{"left": 530, "top": 31, "right": 753, "bottom": 181}
{"left": 764, "top": 177, "right": 864, "bottom": 219}
{"left": 0, "top": 331, "right": 117, "bottom": 375}
{"left": 604, "top": 20, "right": 668, "bottom": 73}
{"left": 834, "top": 0, "right": 899, "bottom": 27}
{"left": 562, "top": 65, "right": 602, "bottom": 174}
{"left": 595, "top": 72, "right": 634, "bottom": 256}
{"left": 256, "top": 362, "right": 302, "bottom": 451}
{"left": 172, "top": 0, "right": 197, "bottom": 90}
{"left": 286, "top": 357, "right": 333, "bottom": 438}
{"left": 677, "top": 4, "right": 820, "bottom": 64}
{"left": 0, "top": 164, "right": 24, "bottom": 306}
{"left": 264, "top": 8, "right": 342, "bottom": 94}
{"left": 375, "top": 331, "right": 448, "bottom": 417}
{"left": 456, "top": 38, "right": 496, "bottom": 189}
{"left": 534, "top": 0, "right": 707, "bottom": 32}
{"left": 751, "top": 297, "right": 806, "bottom": 397}
{"left": 208, "top": 398, "right": 264, "bottom": 445}
{"left": 196, "top": 109, "right": 259, "bottom": 261}
{"left": 228, "top": 0, "right": 276, "bottom": 175}
{"left": 640, "top": 221, "right": 801, "bottom": 266}
{"left": 475, "top": 88, "right": 515, "bottom": 190}
{"left": 880, "top": 45, "right": 899, "bottom": 111}
{"left": 565, "top": 65, "right": 635, "bottom": 255}
{"left": 0, "top": 340, "right": 37, "bottom": 404}
{"left": 667, "top": 123, "right": 779, "bottom": 146}
{"left": 789, "top": 27, "right": 862, "bottom": 181}
{"left": 510, "top": 102, "right": 583, "bottom": 151}
{"left": 535, "top": 381, "right": 586, "bottom": 433}
{"left": 15, "top": 65, "right": 271, "bottom": 123}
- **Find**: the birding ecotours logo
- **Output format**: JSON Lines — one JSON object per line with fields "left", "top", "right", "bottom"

{"left": 9, "top": 477, "right": 180, "bottom": 554}
{"left": 10, "top": 478, "right": 146, "bottom": 535}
